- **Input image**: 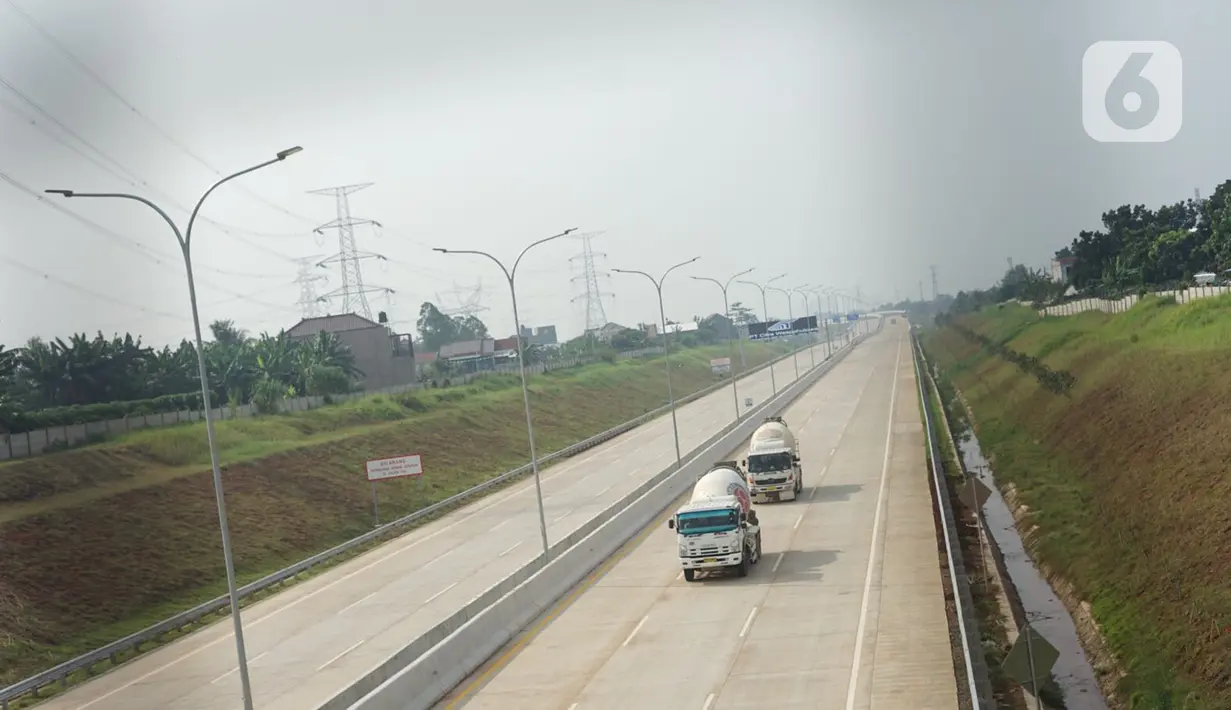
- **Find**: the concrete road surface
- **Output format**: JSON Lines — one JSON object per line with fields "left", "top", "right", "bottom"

{"left": 439, "top": 321, "right": 958, "bottom": 710}
{"left": 35, "top": 334, "right": 855, "bottom": 710}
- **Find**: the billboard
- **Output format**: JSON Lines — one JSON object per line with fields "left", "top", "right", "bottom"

{"left": 710, "top": 357, "right": 731, "bottom": 374}
{"left": 747, "top": 316, "right": 819, "bottom": 340}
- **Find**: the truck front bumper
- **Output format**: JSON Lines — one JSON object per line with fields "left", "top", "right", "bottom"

{"left": 681, "top": 552, "right": 742, "bottom": 569}
{"left": 750, "top": 483, "right": 796, "bottom": 502}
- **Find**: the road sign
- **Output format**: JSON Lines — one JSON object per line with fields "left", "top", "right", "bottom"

{"left": 1001, "top": 623, "right": 1060, "bottom": 692}
{"left": 959, "top": 477, "right": 993, "bottom": 511}
{"left": 366, "top": 453, "right": 423, "bottom": 482}
{"left": 710, "top": 357, "right": 731, "bottom": 374}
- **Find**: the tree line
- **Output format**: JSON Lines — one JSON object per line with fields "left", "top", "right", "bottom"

{"left": 0, "top": 320, "right": 361, "bottom": 433}
{"left": 940, "top": 179, "right": 1231, "bottom": 317}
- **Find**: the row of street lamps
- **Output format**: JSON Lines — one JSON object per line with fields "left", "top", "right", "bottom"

{"left": 44, "top": 147, "right": 870, "bottom": 709}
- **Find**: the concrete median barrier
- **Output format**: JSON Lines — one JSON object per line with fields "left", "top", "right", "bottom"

{"left": 325, "top": 332, "right": 873, "bottom": 710}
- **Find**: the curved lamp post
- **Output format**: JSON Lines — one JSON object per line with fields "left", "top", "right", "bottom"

{"left": 690, "top": 267, "right": 753, "bottom": 420}
{"left": 46, "top": 145, "right": 304, "bottom": 710}
{"left": 789, "top": 285, "right": 816, "bottom": 370}
{"left": 736, "top": 273, "right": 786, "bottom": 394}
{"left": 613, "top": 257, "right": 699, "bottom": 471}
{"left": 765, "top": 284, "right": 799, "bottom": 381}
{"left": 433, "top": 227, "right": 578, "bottom": 563}
{"left": 806, "top": 288, "right": 833, "bottom": 359}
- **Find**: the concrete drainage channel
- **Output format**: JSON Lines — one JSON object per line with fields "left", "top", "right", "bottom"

{"left": 321, "top": 326, "right": 879, "bottom": 710}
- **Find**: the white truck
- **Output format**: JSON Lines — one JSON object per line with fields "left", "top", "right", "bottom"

{"left": 742, "top": 416, "right": 802, "bottom": 502}
{"left": 668, "top": 461, "right": 762, "bottom": 582}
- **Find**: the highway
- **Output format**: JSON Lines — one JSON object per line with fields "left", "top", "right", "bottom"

{"left": 438, "top": 321, "right": 959, "bottom": 709}
{"left": 35, "top": 333, "right": 854, "bottom": 710}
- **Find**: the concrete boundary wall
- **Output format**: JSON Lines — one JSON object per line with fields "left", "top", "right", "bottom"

{"left": 325, "top": 327, "right": 877, "bottom": 710}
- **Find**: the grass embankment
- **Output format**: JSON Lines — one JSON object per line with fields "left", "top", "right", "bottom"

{"left": 0, "top": 341, "right": 790, "bottom": 689}
{"left": 922, "top": 296, "right": 1231, "bottom": 710}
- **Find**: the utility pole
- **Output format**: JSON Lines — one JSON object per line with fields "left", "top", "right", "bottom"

{"left": 930, "top": 264, "right": 939, "bottom": 301}
{"left": 919, "top": 280, "right": 925, "bottom": 303}
{"left": 309, "top": 183, "right": 390, "bottom": 319}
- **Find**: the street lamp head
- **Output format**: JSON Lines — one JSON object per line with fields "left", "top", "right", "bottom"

{"left": 612, "top": 268, "right": 631, "bottom": 274}
{"left": 276, "top": 146, "right": 304, "bottom": 160}
{"left": 564, "top": 227, "right": 579, "bottom": 235}
{"left": 433, "top": 247, "right": 449, "bottom": 254}
{"left": 45, "top": 189, "right": 74, "bottom": 197}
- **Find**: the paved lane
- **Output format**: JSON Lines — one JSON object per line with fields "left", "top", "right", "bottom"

{"left": 441, "top": 320, "right": 958, "bottom": 710}
{"left": 37, "top": 333, "right": 856, "bottom": 710}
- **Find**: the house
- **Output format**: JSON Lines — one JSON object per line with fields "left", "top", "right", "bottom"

{"left": 438, "top": 338, "right": 517, "bottom": 373}
{"left": 589, "top": 322, "right": 628, "bottom": 343}
{"left": 1051, "top": 256, "right": 1078, "bottom": 284}
{"left": 286, "top": 313, "right": 415, "bottom": 390}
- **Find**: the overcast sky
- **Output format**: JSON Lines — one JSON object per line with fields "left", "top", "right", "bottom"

{"left": 2, "top": 0, "right": 1229, "bottom": 348}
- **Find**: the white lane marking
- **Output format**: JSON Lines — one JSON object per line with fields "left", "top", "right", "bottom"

{"left": 209, "top": 651, "right": 267, "bottom": 684}
{"left": 702, "top": 693, "right": 716, "bottom": 710}
{"left": 738, "top": 607, "right": 758, "bottom": 638}
{"left": 771, "top": 552, "right": 785, "bottom": 573}
{"left": 499, "top": 541, "right": 523, "bottom": 557}
{"left": 808, "top": 486, "right": 817, "bottom": 501}
{"left": 568, "top": 704, "right": 578, "bottom": 710}
{"left": 315, "top": 639, "right": 364, "bottom": 672}
{"left": 793, "top": 514, "right": 803, "bottom": 530}
{"left": 676, "top": 571, "right": 683, "bottom": 580}
{"left": 338, "top": 591, "right": 376, "bottom": 615}
{"left": 553, "top": 508, "right": 574, "bottom": 524}
{"left": 622, "top": 615, "right": 649, "bottom": 647}
{"left": 489, "top": 519, "right": 513, "bottom": 532}
{"left": 829, "top": 447, "right": 836, "bottom": 456}
{"left": 424, "top": 581, "right": 458, "bottom": 605}
{"left": 67, "top": 357, "right": 808, "bottom": 706}
{"left": 845, "top": 333, "right": 902, "bottom": 710}
{"left": 594, "top": 483, "right": 613, "bottom": 497}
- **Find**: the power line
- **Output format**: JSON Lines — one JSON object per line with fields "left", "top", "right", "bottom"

{"left": 309, "top": 183, "right": 392, "bottom": 319}
{"left": 2, "top": 0, "right": 320, "bottom": 227}
{"left": 435, "top": 280, "right": 488, "bottom": 317}
{"left": 568, "top": 230, "right": 613, "bottom": 333}
{"left": 0, "top": 254, "right": 184, "bottom": 321}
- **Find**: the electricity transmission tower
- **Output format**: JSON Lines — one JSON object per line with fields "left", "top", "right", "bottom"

{"left": 568, "top": 231, "right": 613, "bottom": 333}
{"left": 308, "top": 183, "right": 392, "bottom": 319}
{"left": 294, "top": 256, "right": 329, "bottom": 318}
{"left": 435, "top": 281, "right": 489, "bottom": 317}
{"left": 930, "top": 264, "right": 939, "bottom": 301}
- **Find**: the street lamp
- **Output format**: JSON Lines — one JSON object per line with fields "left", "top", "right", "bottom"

{"left": 690, "top": 267, "right": 754, "bottom": 421}
{"left": 613, "top": 257, "right": 699, "bottom": 472}
{"left": 46, "top": 145, "right": 305, "bottom": 710}
{"left": 789, "top": 285, "right": 815, "bottom": 370}
{"left": 806, "top": 288, "right": 833, "bottom": 359}
{"left": 737, "top": 273, "right": 786, "bottom": 394}
{"left": 765, "top": 284, "right": 799, "bottom": 381}
{"left": 433, "top": 227, "right": 578, "bottom": 563}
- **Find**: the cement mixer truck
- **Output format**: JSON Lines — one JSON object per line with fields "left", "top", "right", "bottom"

{"left": 668, "top": 461, "right": 762, "bottom": 582}
{"left": 742, "top": 416, "right": 802, "bottom": 502}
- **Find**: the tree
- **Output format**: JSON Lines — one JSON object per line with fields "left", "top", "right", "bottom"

{"left": 729, "top": 301, "right": 757, "bottom": 326}
{"left": 453, "top": 314, "right": 489, "bottom": 341}
{"left": 417, "top": 302, "right": 458, "bottom": 352}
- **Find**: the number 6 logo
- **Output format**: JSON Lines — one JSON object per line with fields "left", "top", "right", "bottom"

{"left": 1082, "top": 41, "right": 1182, "bottom": 143}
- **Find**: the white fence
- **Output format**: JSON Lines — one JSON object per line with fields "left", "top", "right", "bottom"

{"left": 1030, "top": 284, "right": 1231, "bottom": 318}
{"left": 0, "top": 356, "right": 593, "bottom": 461}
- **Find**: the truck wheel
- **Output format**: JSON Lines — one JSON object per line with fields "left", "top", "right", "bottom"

{"left": 737, "top": 550, "right": 750, "bottom": 577}
{"left": 683, "top": 568, "right": 696, "bottom": 582}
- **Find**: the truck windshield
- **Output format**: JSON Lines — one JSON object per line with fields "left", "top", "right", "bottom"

{"left": 747, "top": 452, "right": 792, "bottom": 473}
{"left": 676, "top": 509, "right": 738, "bottom": 534}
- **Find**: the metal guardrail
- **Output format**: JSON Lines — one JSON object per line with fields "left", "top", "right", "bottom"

{"left": 0, "top": 336, "right": 847, "bottom": 707}
{"left": 910, "top": 329, "right": 994, "bottom": 709}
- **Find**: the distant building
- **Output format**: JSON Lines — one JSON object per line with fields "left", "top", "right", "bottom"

{"left": 286, "top": 313, "right": 415, "bottom": 390}
{"left": 590, "top": 322, "right": 628, "bottom": 343}
{"left": 1051, "top": 256, "right": 1077, "bottom": 284}
{"left": 438, "top": 338, "right": 516, "bottom": 373}
{"left": 519, "top": 324, "right": 559, "bottom": 347}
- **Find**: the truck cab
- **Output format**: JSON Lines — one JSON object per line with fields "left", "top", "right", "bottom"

{"left": 668, "top": 463, "right": 762, "bottom": 582}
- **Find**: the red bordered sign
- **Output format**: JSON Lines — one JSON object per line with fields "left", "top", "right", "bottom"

{"left": 365, "top": 453, "right": 423, "bottom": 482}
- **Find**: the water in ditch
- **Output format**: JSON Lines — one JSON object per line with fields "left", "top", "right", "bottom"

{"left": 957, "top": 431, "right": 1109, "bottom": 710}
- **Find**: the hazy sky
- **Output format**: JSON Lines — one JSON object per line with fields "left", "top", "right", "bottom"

{"left": 3, "top": 0, "right": 1229, "bottom": 348}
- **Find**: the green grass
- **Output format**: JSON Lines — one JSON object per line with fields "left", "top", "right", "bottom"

{"left": 923, "top": 297, "right": 1231, "bottom": 710}
{"left": 0, "top": 341, "right": 795, "bottom": 697}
